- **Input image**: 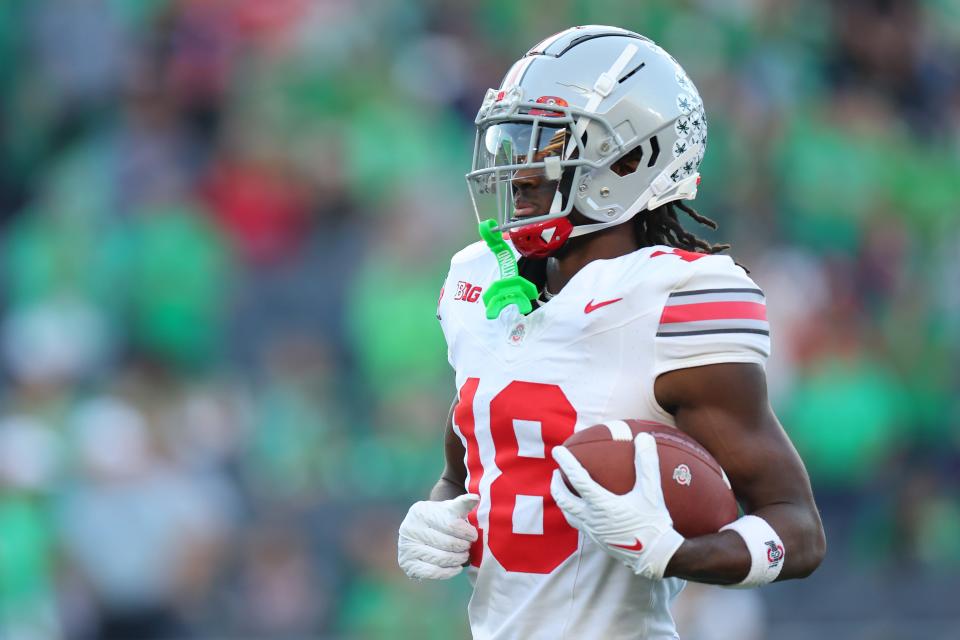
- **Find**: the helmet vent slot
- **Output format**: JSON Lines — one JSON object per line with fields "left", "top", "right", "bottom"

{"left": 618, "top": 62, "right": 646, "bottom": 84}
{"left": 647, "top": 136, "right": 660, "bottom": 167}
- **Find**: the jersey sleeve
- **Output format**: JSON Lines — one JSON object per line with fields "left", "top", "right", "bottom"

{"left": 436, "top": 241, "right": 492, "bottom": 370}
{"left": 653, "top": 254, "right": 770, "bottom": 376}
{"left": 436, "top": 274, "right": 454, "bottom": 368}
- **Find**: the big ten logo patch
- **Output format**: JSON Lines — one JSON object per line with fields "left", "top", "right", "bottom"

{"left": 455, "top": 281, "right": 483, "bottom": 303}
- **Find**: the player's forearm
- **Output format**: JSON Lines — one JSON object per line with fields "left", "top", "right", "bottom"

{"left": 431, "top": 397, "right": 469, "bottom": 502}
{"left": 664, "top": 502, "right": 825, "bottom": 584}
{"left": 429, "top": 475, "right": 466, "bottom": 502}
{"left": 662, "top": 529, "right": 748, "bottom": 584}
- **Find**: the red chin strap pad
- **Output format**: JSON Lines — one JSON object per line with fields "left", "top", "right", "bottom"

{"left": 508, "top": 217, "right": 574, "bottom": 259}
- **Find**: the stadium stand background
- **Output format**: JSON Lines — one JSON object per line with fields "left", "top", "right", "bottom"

{"left": 0, "top": 1, "right": 957, "bottom": 638}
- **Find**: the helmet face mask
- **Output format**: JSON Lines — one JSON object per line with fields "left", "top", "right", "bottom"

{"left": 474, "top": 119, "right": 573, "bottom": 226}
{"left": 465, "top": 26, "right": 708, "bottom": 258}
{"left": 466, "top": 89, "right": 625, "bottom": 233}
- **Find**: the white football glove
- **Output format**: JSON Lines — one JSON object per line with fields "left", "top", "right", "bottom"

{"left": 398, "top": 493, "right": 480, "bottom": 580}
{"left": 550, "top": 433, "right": 685, "bottom": 580}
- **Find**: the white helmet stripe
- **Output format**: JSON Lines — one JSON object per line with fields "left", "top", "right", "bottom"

{"left": 529, "top": 29, "right": 568, "bottom": 54}
{"left": 500, "top": 56, "right": 535, "bottom": 92}
{"left": 594, "top": 43, "right": 639, "bottom": 97}
{"left": 566, "top": 43, "right": 639, "bottom": 161}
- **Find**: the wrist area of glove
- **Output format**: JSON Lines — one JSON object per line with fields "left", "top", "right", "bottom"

{"left": 628, "top": 527, "right": 685, "bottom": 580}
{"left": 403, "top": 496, "right": 475, "bottom": 530}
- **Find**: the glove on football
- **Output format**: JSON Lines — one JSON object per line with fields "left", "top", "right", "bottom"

{"left": 550, "top": 433, "right": 685, "bottom": 580}
{"left": 398, "top": 493, "right": 480, "bottom": 580}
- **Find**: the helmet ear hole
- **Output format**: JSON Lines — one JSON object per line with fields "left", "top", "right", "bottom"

{"left": 610, "top": 144, "right": 645, "bottom": 177}
{"left": 610, "top": 135, "right": 660, "bottom": 176}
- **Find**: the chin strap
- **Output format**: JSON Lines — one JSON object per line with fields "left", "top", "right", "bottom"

{"left": 509, "top": 216, "right": 573, "bottom": 259}
{"left": 478, "top": 219, "right": 538, "bottom": 320}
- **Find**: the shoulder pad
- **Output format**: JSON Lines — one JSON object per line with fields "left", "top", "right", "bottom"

{"left": 451, "top": 241, "right": 494, "bottom": 266}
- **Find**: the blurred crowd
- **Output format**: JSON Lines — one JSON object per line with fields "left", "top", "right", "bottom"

{"left": 0, "top": 0, "right": 957, "bottom": 638}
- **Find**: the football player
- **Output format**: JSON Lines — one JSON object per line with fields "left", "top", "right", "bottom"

{"left": 398, "top": 26, "right": 825, "bottom": 639}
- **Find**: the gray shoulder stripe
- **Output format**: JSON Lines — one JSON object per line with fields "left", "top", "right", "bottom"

{"left": 658, "top": 318, "right": 769, "bottom": 333}
{"left": 668, "top": 288, "right": 764, "bottom": 298}
{"left": 664, "top": 290, "right": 765, "bottom": 305}
{"left": 657, "top": 328, "right": 770, "bottom": 337}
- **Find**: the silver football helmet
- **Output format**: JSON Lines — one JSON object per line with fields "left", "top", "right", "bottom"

{"left": 466, "top": 25, "right": 707, "bottom": 258}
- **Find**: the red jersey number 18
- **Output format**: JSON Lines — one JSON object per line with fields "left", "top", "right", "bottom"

{"left": 455, "top": 379, "right": 579, "bottom": 574}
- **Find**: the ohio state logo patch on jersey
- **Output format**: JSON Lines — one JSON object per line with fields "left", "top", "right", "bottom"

{"left": 508, "top": 322, "right": 526, "bottom": 345}
{"left": 455, "top": 281, "right": 483, "bottom": 303}
{"left": 765, "top": 541, "right": 784, "bottom": 567}
{"left": 672, "top": 463, "right": 692, "bottom": 486}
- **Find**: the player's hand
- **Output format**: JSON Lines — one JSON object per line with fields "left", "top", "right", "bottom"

{"left": 398, "top": 493, "right": 480, "bottom": 580}
{"left": 550, "top": 433, "right": 684, "bottom": 580}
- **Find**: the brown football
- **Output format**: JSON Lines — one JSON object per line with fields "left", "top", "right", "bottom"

{"left": 560, "top": 419, "right": 738, "bottom": 538}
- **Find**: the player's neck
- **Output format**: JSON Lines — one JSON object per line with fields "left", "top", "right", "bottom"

{"left": 546, "top": 225, "right": 641, "bottom": 293}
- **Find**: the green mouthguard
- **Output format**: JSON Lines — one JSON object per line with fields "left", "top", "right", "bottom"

{"left": 478, "top": 219, "right": 538, "bottom": 320}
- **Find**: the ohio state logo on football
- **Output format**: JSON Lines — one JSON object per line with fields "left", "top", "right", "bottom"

{"left": 765, "top": 541, "right": 784, "bottom": 567}
{"left": 454, "top": 280, "right": 482, "bottom": 303}
{"left": 672, "top": 463, "right": 692, "bottom": 486}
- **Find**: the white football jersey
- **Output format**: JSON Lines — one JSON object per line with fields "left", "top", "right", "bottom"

{"left": 437, "top": 241, "right": 770, "bottom": 640}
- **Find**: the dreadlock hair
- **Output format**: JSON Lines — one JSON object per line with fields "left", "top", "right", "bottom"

{"left": 517, "top": 200, "right": 733, "bottom": 291}
{"left": 633, "top": 200, "right": 729, "bottom": 255}
{"left": 606, "top": 144, "right": 729, "bottom": 256}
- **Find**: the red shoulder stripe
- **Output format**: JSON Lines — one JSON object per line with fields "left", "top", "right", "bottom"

{"left": 659, "top": 301, "right": 767, "bottom": 325}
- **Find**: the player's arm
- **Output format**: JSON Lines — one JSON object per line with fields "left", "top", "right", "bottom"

{"left": 655, "top": 362, "right": 826, "bottom": 584}
{"left": 430, "top": 397, "right": 469, "bottom": 501}
{"left": 398, "top": 395, "right": 478, "bottom": 580}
